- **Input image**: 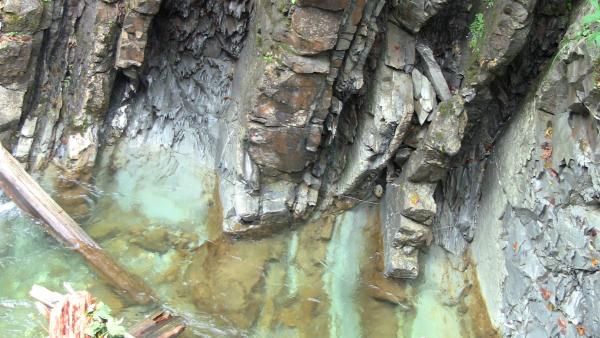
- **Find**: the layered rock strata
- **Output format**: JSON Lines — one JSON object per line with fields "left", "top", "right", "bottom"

{"left": 1, "top": 0, "right": 599, "bottom": 335}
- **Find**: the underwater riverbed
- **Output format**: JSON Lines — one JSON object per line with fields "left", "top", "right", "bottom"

{"left": 0, "top": 145, "right": 498, "bottom": 337}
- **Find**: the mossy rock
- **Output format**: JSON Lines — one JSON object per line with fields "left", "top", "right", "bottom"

{"left": 2, "top": 5, "right": 44, "bottom": 33}
{"left": 1, "top": 0, "right": 44, "bottom": 33}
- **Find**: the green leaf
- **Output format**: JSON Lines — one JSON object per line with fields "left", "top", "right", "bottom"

{"left": 93, "top": 302, "right": 112, "bottom": 321}
{"left": 85, "top": 321, "right": 103, "bottom": 337}
{"left": 106, "top": 317, "right": 127, "bottom": 337}
{"left": 583, "top": 12, "right": 600, "bottom": 24}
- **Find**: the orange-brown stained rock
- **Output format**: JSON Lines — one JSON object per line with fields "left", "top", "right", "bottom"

{"left": 459, "top": 255, "right": 501, "bottom": 338}
{"left": 185, "top": 236, "right": 287, "bottom": 330}
{"left": 248, "top": 126, "right": 316, "bottom": 173}
{"left": 351, "top": 0, "right": 367, "bottom": 26}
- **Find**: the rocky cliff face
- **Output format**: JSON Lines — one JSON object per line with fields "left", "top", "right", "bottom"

{"left": 1, "top": 0, "right": 599, "bottom": 336}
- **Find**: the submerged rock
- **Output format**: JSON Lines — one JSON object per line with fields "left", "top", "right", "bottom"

{"left": 1, "top": 0, "right": 597, "bottom": 335}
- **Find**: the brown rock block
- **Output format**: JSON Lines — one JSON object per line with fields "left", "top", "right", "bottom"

{"left": 248, "top": 126, "right": 316, "bottom": 173}
{"left": 276, "top": 7, "right": 342, "bottom": 55}
{"left": 0, "top": 34, "right": 33, "bottom": 85}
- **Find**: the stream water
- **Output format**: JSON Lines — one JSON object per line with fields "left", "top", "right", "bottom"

{"left": 0, "top": 144, "right": 498, "bottom": 337}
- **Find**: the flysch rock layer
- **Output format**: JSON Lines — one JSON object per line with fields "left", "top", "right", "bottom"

{"left": 1, "top": 0, "right": 598, "bottom": 336}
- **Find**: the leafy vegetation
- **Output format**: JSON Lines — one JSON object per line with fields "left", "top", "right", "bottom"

{"left": 551, "top": 0, "right": 600, "bottom": 67}
{"left": 262, "top": 52, "right": 274, "bottom": 64}
{"left": 4, "top": 31, "right": 23, "bottom": 37}
{"left": 485, "top": 0, "right": 494, "bottom": 8}
{"left": 85, "top": 302, "right": 133, "bottom": 338}
{"left": 469, "top": 13, "right": 485, "bottom": 54}
{"left": 578, "top": 0, "right": 600, "bottom": 45}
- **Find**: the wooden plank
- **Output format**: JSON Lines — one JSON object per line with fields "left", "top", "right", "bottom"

{"left": 0, "top": 145, "right": 156, "bottom": 304}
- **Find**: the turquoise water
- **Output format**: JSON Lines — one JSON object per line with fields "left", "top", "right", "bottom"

{"left": 0, "top": 145, "right": 497, "bottom": 337}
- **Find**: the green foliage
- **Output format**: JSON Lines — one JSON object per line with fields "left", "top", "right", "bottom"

{"left": 469, "top": 13, "right": 485, "bottom": 54}
{"left": 4, "top": 31, "right": 23, "bottom": 37}
{"left": 263, "top": 52, "right": 274, "bottom": 64}
{"left": 550, "top": 0, "right": 600, "bottom": 68}
{"left": 580, "top": 0, "right": 600, "bottom": 46}
{"left": 290, "top": 0, "right": 297, "bottom": 4}
{"left": 85, "top": 302, "right": 133, "bottom": 338}
{"left": 485, "top": 0, "right": 494, "bottom": 8}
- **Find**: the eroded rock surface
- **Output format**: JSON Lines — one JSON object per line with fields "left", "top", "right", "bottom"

{"left": 1, "top": 0, "right": 599, "bottom": 336}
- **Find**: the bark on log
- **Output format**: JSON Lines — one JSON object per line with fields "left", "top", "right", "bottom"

{"left": 0, "top": 145, "right": 156, "bottom": 304}
{"left": 30, "top": 285, "right": 185, "bottom": 338}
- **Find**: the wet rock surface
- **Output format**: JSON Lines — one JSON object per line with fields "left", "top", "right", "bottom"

{"left": 0, "top": 0, "right": 599, "bottom": 336}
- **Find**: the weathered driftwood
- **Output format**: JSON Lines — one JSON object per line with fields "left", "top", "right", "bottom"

{"left": 0, "top": 145, "right": 156, "bottom": 304}
{"left": 30, "top": 285, "right": 185, "bottom": 338}
{"left": 128, "top": 311, "right": 186, "bottom": 338}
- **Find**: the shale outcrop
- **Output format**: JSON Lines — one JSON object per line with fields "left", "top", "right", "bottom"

{"left": 1, "top": 0, "right": 599, "bottom": 336}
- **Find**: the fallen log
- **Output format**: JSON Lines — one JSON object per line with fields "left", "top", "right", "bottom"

{"left": 30, "top": 285, "right": 185, "bottom": 338}
{"left": 0, "top": 145, "right": 156, "bottom": 304}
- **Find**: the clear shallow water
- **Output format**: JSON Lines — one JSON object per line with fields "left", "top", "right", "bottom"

{"left": 0, "top": 145, "right": 498, "bottom": 337}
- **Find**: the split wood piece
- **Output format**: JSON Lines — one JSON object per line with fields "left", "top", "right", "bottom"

{"left": 0, "top": 145, "right": 156, "bottom": 304}
{"left": 30, "top": 285, "right": 185, "bottom": 338}
{"left": 129, "top": 311, "right": 186, "bottom": 338}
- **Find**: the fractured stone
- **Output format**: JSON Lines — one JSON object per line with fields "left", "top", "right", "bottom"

{"left": 391, "top": 0, "right": 448, "bottom": 33}
{"left": 393, "top": 178, "right": 437, "bottom": 225}
{"left": 385, "top": 247, "right": 419, "bottom": 279}
{"left": 248, "top": 126, "right": 316, "bottom": 173}
{"left": 282, "top": 53, "right": 330, "bottom": 74}
{"left": 129, "top": 0, "right": 161, "bottom": 15}
{"left": 416, "top": 43, "right": 452, "bottom": 101}
{"left": 384, "top": 21, "right": 415, "bottom": 72}
{"left": 281, "top": 7, "right": 342, "bottom": 55}
{"left": 0, "top": 86, "right": 24, "bottom": 130}
{"left": 393, "top": 216, "right": 433, "bottom": 248}
{"left": 404, "top": 95, "right": 467, "bottom": 183}
{"left": 260, "top": 181, "right": 295, "bottom": 224}
{"left": 412, "top": 69, "right": 436, "bottom": 125}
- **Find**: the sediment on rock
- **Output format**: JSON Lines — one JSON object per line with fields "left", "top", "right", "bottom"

{"left": 2, "top": 0, "right": 600, "bottom": 336}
